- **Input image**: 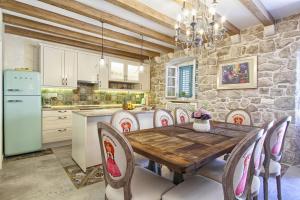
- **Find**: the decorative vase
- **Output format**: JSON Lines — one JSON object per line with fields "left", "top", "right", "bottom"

{"left": 193, "top": 119, "right": 211, "bottom": 132}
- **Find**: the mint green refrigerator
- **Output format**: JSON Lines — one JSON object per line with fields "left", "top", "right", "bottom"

{"left": 4, "top": 70, "right": 42, "bottom": 156}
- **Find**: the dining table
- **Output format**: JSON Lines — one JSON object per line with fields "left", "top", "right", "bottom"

{"left": 126, "top": 121, "right": 260, "bottom": 184}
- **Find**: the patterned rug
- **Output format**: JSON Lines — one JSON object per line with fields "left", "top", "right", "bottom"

{"left": 4, "top": 148, "right": 53, "bottom": 161}
{"left": 64, "top": 164, "right": 104, "bottom": 189}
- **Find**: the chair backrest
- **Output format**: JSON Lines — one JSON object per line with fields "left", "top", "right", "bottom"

{"left": 98, "top": 122, "right": 135, "bottom": 200}
{"left": 264, "top": 116, "right": 292, "bottom": 163}
{"left": 226, "top": 109, "right": 253, "bottom": 126}
{"left": 153, "top": 109, "right": 174, "bottom": 128}
{"left": 223, "top": 128, "right": 263, "bottom": 200}
{"left": 111, "top": 110, "right": 140, "bottom": 133}
{"left": 253, "top": 120, "right": 274, "bottom": 176}
{"left": 174, "top": 107, "right": 191, "bottom": 125}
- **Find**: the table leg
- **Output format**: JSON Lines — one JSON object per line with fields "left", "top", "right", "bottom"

{"left": 173, "top": 172, "right": 184, "bottom": 185}
{"left": 147, "top": 160, "right": 157, "bottom": 173}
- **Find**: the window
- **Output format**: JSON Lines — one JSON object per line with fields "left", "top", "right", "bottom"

{"left": 165, "top": 60, "right": 196, "bottom": 99}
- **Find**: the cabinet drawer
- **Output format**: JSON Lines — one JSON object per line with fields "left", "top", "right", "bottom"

{"left": 43, "top": 110, "right": 72, "bottom": 117}
{"left": 43, "top": 116, "right": 72, "bottom": 130}
{"left": 43, "top": 128, "right": 72, "bottom": 144}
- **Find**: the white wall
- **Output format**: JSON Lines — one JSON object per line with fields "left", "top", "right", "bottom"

{"left": 0, "top": 9, "right": 3, "bottom": 170}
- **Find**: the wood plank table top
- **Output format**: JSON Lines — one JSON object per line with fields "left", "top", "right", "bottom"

{"left": 126, "top": 121, "right": 260, "bottom": 174}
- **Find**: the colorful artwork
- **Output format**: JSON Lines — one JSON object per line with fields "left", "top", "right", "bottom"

{"left": 232, "top": 114, "right": 246, "bottom": 125}
{"left": 104, "top": 140, "right": 121, "bottom": 177}
{"left": 160, "top": 115, "right": 169, "bottom": 127}
{"left": 179, "top": 114, "right": 186, "bottom": 124}
{"left": 119, "top": 118, "right": 133, "bottom": 133}
{"left": 235, "top": 154, "right": 251, "bottom": 197}
{"left": 222, "top": 62, "right": 249, "bottom": 84}
{"left": 217, "top": 56, "right": 257, "bottom": 90}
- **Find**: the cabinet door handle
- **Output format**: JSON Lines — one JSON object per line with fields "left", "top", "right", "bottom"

{"left": 57, "top": 129, "right": 67, "bottom": 132}
{"left": 58, "top": 116, "right": 67, "bottom": 119}
{"left": 62, "top": 78, "right": 65, "bottom": 85}
{"left": 58, "top": 110, "right": 67, "bottom": 113}
{"left": 65, "top": 77, "right": 68, "bottom": 86}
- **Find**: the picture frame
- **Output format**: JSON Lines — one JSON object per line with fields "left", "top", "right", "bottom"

{"left": 217, "top": 56, "right": 257, "bottom": 90}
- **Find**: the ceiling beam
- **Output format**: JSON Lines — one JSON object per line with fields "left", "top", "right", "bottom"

{"left": 0, "top": 0, "right": 173, "bottom": 53}
{"left": 3, "top": 14, "right": 159, "bottom": 57}
{"left": 172, "top": 0, "right": 240, "bottom": 35}
{"left": 39, "top": 0, "right": 175, "bottom": 45}
{"left": 5, "top": 25, "right": 148, "bottom": 60}
{"left": 105, "top": 0, "right": 176, "bottom": 29}
{"left": 239, "top": 0, "right": 274, "bottom": 26}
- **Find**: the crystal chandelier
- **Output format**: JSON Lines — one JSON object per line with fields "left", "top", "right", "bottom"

{"left": 175, "top": 0, "right": 226, "bottom": 49}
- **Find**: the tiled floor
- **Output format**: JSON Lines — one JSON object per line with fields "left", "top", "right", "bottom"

{"left": 1, "top": 145, "right": 300, "bottom": 200}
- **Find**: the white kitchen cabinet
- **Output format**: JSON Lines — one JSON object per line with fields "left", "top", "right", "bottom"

{"left": 109, "top": 60, "right": 125, "bottom": 81}
{"left": 77, "top": 52, "right": 100, "bottom": 83}
{"left": 42, "top": 110, "right": 73, "bottom": 144}
{"left": 64, "top": 50, "right": 78, "bottom": 88}
{"left": 127, "top": 64, "right": 140, "bottom": 82}
{"left": 42, "top": 46, "right": 64, "bottom": 87}
{"left": 140, "top": 65, "right": 150, "bottom": 91}
{"left": 41, "top": 44, "right": 77, "bottom": 88}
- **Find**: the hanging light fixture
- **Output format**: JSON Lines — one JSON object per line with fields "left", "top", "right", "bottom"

{"left": 139, "top": 34, "right": 144, "bottom": 72}
{"left": 175, "top": 0, "right": 226, "bottom": 49}
{"left": 100, "top": 21, "right": 105, "bottom": 66}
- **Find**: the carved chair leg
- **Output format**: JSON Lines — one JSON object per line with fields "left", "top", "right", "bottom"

{"left": 276, "top": 175, "right": 282, "bottom": 200}
{"left": 263, "top": 175, "right": 269, "bottom": 200}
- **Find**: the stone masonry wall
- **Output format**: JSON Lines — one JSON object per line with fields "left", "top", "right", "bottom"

{"left": 150, "top": 13, "right": 300, "bottom": 166}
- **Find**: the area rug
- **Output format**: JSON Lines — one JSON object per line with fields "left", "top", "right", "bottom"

{"left": 64, "top": 164, "right": 104, "bottom": 189}
{"left": 4, "top": 148, "right": 53, "bottom": 161}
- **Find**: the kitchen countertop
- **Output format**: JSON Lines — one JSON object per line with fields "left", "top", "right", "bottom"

{"left": 42, "top": 104, "right": 143, "bottom": 111}
{"left": 72, "top": 108, "right": 154, "bottom": 117}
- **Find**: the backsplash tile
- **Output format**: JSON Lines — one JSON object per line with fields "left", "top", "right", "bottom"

{"left": 42, "top": 83, "right": 146, "bottom": 106}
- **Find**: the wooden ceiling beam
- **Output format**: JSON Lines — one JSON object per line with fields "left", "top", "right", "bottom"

{"left": 5, "top": 25, "right": 148, "bottom": 60}
{"left": 3, "top": 14, "right": 159, "bottom": 57}
{"left": 105, "top": 0, "right": 176, "bottom": 29}
{"left": 0, "top": 0, "right": 173, "bottom": 53}
{"left": 172, "top": 0, "right": 240, "bottom": 35}
{"left": 39, "top": 0, "right": 175, "bottom": 45}
{"left": 239, "top": 0, "right": 274, "bottom": 26}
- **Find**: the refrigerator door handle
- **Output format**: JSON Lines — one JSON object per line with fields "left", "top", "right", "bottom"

{"left": 7, "top": 100, "right": 23, "bottom": 103}
{"left": 7, "top": 89, "right": 22, "bottom": 92}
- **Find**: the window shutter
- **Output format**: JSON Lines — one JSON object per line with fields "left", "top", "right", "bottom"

{"left": 179, "top": 65, "right": 193, "bottom": 98}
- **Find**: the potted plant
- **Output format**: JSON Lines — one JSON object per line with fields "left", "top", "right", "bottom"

{"left": 192, "top": 108, "right": 212, "bottom": 132}
{"left": 179, "top": 91, "right": 186, "bottom": 100}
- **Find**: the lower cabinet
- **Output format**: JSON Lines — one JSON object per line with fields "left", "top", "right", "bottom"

{"left": 42, "top": 110, "right": 73, "bottom": 143}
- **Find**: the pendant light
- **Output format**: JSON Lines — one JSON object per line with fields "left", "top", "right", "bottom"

{"left": 139, "top": 34, "right": 144, "bottom": 72}
{"left": 100, "top": 21, "right": 105, "bottom": 66}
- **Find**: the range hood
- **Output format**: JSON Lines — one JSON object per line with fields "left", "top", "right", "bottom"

{"left": 77, "top": 80, "right": 98, "bottom": 84}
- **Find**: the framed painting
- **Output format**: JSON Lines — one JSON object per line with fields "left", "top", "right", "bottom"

{"left": 217, "top": 56, "right": 257, "bottom": 90}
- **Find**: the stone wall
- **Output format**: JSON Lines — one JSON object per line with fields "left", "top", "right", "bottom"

{"left": 150, "top": 13, "right": 300, "bottom": 166}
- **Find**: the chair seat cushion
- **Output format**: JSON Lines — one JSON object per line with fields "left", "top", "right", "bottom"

{"left": 251, "top": 175, "right": 260, "bottom": 196}
{"left": 197, "top": 158, "right": 226, "bottom": 183}
{"left": 261, "top": 159, "right": 281, "bottom": 176}
{"left": 162, "top": 176, "right": 223, "bottom": 200}
{"left": 106, "top": 166, "right": 174, "bottom": 200}
{"left": 134, "top": 153, "right": 149, "bottom": 168}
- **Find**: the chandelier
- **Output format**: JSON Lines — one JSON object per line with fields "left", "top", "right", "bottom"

{"left": 175, "top": 0, "right": 226, "bottom": 49}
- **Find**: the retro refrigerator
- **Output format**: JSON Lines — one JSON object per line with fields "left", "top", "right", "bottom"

{"left": 4, "top": 70, "right": 42, "bottom": 156}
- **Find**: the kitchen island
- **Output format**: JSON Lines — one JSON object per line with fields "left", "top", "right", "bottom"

{"left": 72, "top": 108, "right": 154, "bottom": 172}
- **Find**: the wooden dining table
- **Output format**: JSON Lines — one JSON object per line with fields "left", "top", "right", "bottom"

{"left": 126, "top": 121, "right": 260, "bottom": 184}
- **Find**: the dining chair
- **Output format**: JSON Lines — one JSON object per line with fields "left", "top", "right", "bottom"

{"left": 197, "top": 121, "right": 274, "bottom": 200}
{"left": 162, "top": 128, "right": 263, "bottom": 200}
{"left": 98, "top": 122, "right": 174, "bottom": 200}
{"left": 111, "top": 110, "right": 149, "bottom": 167}
{"left": 153, "top": 109, "right": 174, "bottom": 128}
{"left": 262, "top": 116, "right": 292, "bottom": 200}
{"left": 174, "top": 107, "right": 190, "bottom": 125}
{"left": 225, "top": 109, "right": 253, "bottom": 126}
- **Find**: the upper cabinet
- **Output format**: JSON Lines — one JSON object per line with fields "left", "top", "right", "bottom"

{"left": 140, "top": 65, "right": 150, "bottom": 91}
{"left": 40, "top": 44, "right": 77, "bottom": 88}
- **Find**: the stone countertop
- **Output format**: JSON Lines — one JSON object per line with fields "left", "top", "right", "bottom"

{"left": 72, "top": 108, "right": 154, "bottom": 117}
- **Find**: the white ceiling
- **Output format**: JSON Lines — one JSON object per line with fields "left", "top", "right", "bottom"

{"left": 5, "top": 0, "right": 300, "bottom": 54}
